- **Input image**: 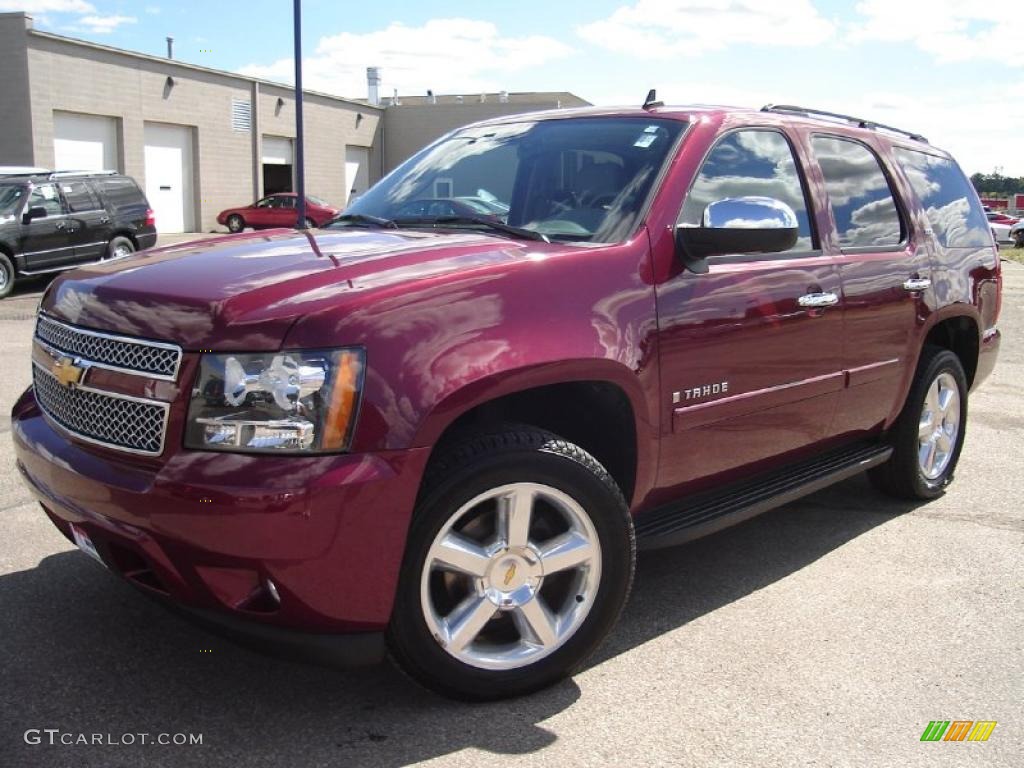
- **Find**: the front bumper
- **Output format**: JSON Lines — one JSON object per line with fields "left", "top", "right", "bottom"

{"left": 12, "top": 386, "right": 430, "bottom": 655}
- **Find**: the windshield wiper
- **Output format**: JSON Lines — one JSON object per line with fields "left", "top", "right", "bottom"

{"left": 328, "top": 213, "right": 398, "bottom": 229}
{"left": 396, "top": 215, "right": 550, "bottom": 243}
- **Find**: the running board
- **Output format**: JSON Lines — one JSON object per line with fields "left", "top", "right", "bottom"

{"left": 634, "top": 442, "right": 893, "bottom": 550}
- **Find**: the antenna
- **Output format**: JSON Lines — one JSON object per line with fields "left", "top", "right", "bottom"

{"left": 642, "top": 89, "right": 663, "bottom": 110}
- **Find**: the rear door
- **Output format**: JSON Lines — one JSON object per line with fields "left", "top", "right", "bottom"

{"left": 656, "top": 127, "right": 845, "bottom": 494}
{"left": 19, "top": 183, "right": 76, "bottom": 270}
{"left": 59, "top": 179, "right": 112, "bottom": 261}
{"left": 807, "top": 135, "right": 929, "bottom": 436}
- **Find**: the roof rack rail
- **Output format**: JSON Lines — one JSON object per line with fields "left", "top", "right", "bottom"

{"left": 760, "top": 104, "right": 928, "bottom": 144}
{"left": 48, "top": 170, "right": 119, "bottom": 179}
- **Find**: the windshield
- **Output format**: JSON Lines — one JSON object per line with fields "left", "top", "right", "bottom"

{"left": 0, "top": 184, "right": 26, "bottom": 217}
{"left": 340, "top": 117, "right": 685, "bottom": 243}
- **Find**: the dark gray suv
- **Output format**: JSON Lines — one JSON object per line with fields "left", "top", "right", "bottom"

{"left": 0, "top": 170, "right": 157, "bottom": 299}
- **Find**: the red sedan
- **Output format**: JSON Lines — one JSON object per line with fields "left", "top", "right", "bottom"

{"left": 217, "top": 193, "right": 338, "bottom": 232}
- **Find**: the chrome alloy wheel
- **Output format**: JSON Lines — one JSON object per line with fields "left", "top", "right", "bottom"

{"left": 918, "top": 371, "right": 961, "bottom": 480}
{"left": 113, "top": 243, "right": 133, "bottom": 259}
{"left": 0, "top": 261, "right": 9, "bottom": 292}
{"left": 420, "top": 482, "right": 602, "bottom": 671}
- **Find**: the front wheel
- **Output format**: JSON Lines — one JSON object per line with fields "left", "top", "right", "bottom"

{"left": 226, "top": 214, "right": 245, "bottom": 233}
{"left": 388, "top": 426, "right": 635, "bottom": 700}
{"left": 1013, "top": 230, "right": 1024, "bottom": 248}
{"left": 870, "top": 346, "right": 968, "bottom": 499}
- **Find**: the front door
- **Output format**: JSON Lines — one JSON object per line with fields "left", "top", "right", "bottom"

{"left": 19, "top": 183, "right": 75, "bottom": 271}
{"left": 656, "top": 128, "right": 845, "bottom": 495}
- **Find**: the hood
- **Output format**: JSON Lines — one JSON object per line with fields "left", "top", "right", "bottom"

{"left": 41, "top": 229, "right": 556, "bottom": 350}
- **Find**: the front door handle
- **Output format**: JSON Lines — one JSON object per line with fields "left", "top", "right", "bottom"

{"left": 99, "top": 217, "right": 110, "bottom": 224}
{"left": 903, "top": 277, "right": 931, "bottom": 292}
{"left": 798, "top": 292, "right": 839, "bottom": 309}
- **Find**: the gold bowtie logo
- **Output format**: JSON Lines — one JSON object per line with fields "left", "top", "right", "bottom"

{"left": 52, "top": 356, "right": 85, "bottom": 388}
{"left": 503, "top": 563, "right": 517, "bottom": 586}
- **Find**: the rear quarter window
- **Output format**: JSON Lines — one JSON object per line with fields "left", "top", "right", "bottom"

{"left": 893, "top": 149, "right": 990, "bottom": 248}
{"left": 96, "top": 177, "right": 146, "bottom": 209}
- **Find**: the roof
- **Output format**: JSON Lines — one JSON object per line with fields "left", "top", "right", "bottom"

{"left": 458, "top": 103, "right": 937, "bottom": 150}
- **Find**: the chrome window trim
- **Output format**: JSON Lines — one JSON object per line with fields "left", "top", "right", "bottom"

{"left": 32, "top": 361, "right": 170, "bottom": 457}
{"left": 36, "top": 313, "right": 183, "bottom": 381}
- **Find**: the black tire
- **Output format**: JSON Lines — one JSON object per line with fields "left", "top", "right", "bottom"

{"left": 304, "top": 217, "right": 316, "bottom": 229}
{"left": 226, "top": 214, "right": 245, "bottom": 233}
{"left": 107, "top": 236, "right": 135, "bottom": 260}
{"left": 0, "top": 251, "right": 14, "bottom": 300}
{"left": 1013, "top": 230, "right": 1024, "bottom": 248}
{"left": 388, "top": 425, "right": 635, "bottom": 700}
{"left": 869, "top": 346, "right": 968, "bottom": 500}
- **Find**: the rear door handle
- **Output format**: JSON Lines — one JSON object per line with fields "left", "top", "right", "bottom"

{"left": 903, "top": 277, "right": 931, "bottom": 292}
{"left": 798, "top": 292, "right": 839, "bottom": 309}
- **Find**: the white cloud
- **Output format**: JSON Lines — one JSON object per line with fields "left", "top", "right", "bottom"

{"left": 78, "top": 14, "right": 135, "bottom": 33}
{"left": 577, "top": 0, "right": 834, "bottom": 58}
{"left": 0, "top": 0, "right": 94, "bottom": 11}
{"left": 238, "top": 18, "right": 573, "bottom": 99}
{"left": 850, "top": 1, "right": 1023, "bottom": 64}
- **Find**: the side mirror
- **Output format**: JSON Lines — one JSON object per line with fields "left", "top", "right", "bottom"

{"left": 22, "top": 206, "right": 47, "bottom": 225}
{"left": 675, "top": 196, "right": 799, "bottom": 274}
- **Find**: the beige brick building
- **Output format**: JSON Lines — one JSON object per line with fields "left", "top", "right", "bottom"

{"left": 0, "top": 12, "right": 588, "bottom": 234}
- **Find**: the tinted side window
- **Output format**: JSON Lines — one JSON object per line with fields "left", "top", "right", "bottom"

{"left": 680, "top": 129, "right": 813, "bottom": 252}
{"left": 27, "top": 184, "right": 64, "bottom": 216}
{"left": 61, "top": 181, "right": 99, "bottom": 212}
{"left": 893, "top": 148, "right": 990, "bottom": 248}
{"left": 811, "top": 136, "right": 902, "bottom": 249}
{"left": 97, "top": 178, "right": 144, "bottom": 208}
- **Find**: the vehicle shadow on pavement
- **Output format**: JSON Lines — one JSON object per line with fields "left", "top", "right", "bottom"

{"left": 0, "top": 474, "right": 916, "bottom": 768}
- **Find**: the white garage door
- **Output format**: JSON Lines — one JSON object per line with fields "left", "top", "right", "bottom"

{"left": 54, "top": 112, "right": 117, "bottom": 172}
{"left": 144, "top": 122, "right": 194, "bottom": 234}
{"left": 345, "top": 146, "right": 370, "bottom": 204}
{"left": 262, "top": 136, "right": 293, "bottom": 165}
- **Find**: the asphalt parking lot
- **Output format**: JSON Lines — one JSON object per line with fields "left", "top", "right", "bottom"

{"left": 0, "top": 255, "right": 1020, "bottom": 768}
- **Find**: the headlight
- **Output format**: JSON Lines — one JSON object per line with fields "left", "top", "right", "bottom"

{"left": 185, "top": 348, "right": 365, "bottom": 454}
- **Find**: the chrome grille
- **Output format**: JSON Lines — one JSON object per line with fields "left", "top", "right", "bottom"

{"left": 32, "top": 364, "right": 168, "bottom": 455}
{"left": 36, "top": 314, "right": 182, "bottom": 380}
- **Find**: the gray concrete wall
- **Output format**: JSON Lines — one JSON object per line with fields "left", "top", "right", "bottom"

{"left": 0, "top": 14, "right": 36, "bottom": 166}
{"left": 382, "top": 101, "right": 581, "bottom": 174}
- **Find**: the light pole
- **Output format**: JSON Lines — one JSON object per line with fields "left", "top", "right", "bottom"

{"left": 293, "top": 0, "right": 306, "bottom": 229}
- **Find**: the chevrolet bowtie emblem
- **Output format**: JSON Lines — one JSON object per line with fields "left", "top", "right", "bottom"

{"left": 52, "top": 356, "right": 85, "bottom": 388}
{"left": 503, "top": 563, "right": 517, "bottom": 587}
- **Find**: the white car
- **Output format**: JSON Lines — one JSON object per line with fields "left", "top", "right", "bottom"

{"left": 991, "top": 220, "right": 1013, "bottom": 243}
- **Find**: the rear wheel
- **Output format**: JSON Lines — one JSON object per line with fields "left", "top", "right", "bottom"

{"left": 1013, "top": 230, "right": 1024, "bottom": 248}
{"left": 870, "top": 347, "right": 968, "bottom": 499}
{"left": 226, "top": 214, "right": 245, "bottom": 233}
{"left": 107, "top": 236, "right": 135, "bottom": 260}
{"left": 388, "top": 426, "right": 635, "bottom": 700}
{"left": 0, "top": 252, "right": 14, "bottom": 299}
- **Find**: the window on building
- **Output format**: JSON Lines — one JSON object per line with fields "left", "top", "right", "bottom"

{"left": 679, "top": 129, "right": 814, "bottom": 252}
{"left": 812, "top": 136, "right": 903, "bottom": 248}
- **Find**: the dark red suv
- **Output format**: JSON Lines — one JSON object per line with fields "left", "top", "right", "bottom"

{"left": 12, "top": 104, "right": 1001, "bottom": 700}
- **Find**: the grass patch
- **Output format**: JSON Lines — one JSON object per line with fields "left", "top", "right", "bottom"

{"left": 998, "top": 243, "right": 1024, "bottom": 264}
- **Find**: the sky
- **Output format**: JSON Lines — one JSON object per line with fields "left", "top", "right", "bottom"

{"left": 5, "top": 0, "right": 1022, "bottom": 176}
